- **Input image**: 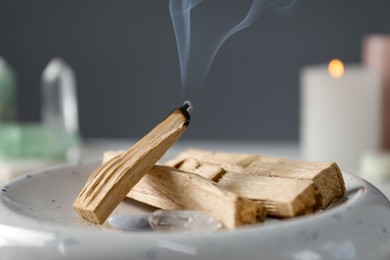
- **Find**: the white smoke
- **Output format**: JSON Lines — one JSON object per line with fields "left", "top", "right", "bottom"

{"left": 169, "top": 0, "right": 299, "bottom": 93}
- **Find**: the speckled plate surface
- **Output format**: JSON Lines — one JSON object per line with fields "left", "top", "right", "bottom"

{"left": 0, "top": 158, "right": 390, "bottom": 260}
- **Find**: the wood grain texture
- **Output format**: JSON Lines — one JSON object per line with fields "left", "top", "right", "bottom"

{"left": 217, "top": 172, "right": 321, "bottom": 217}
{"left": 73, "top": 107, "right": 190, "bottom": 224}
{"left": 168, "top": 149, "right": 345, "bottom": 210}
{"left": 102, "top": 148, "right": 345, "bottom": 220}
{"left": 102, "top": 153, "right": 266, "bottom": 228}
{"left": 166, "top": 158, "right": 225, "bottom": 181}
{"left": 128, "top": 165, "right": 266, "bottom": 229}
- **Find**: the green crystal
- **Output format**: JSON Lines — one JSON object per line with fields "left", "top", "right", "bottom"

{"left": 0, "top": 123, "right": 79, "bottom": 160}
{"left": 0, "top": 58, "right": 17, "bottom": 121}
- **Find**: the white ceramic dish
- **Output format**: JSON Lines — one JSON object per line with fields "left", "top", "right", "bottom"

{"left": 0, "top": 158, "right": 390, "bottom": 260}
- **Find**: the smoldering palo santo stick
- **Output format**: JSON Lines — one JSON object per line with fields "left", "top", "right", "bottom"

{"left": 73, "top": 101, "right": 193, "bottom": 224}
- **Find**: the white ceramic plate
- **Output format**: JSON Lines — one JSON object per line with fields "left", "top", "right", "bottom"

{"left": 0, "top": 158, "right": 390, "bottom": 260}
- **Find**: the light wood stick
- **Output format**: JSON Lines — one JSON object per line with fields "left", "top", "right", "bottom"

{"left": 101, "top": 153, "right": 266, "bottom": 228}
{"left": 245, "top": 158, "right": 345, "bottom": 208}
{"left": 166, "top": 154, "right": 322, "bottom": 217}
{"left": 217, "top": 172, "right": 321, "bottom": 217}
{"left": 167, "top": 158, "right": 225, "bottom": 181}
{"left": 103, "top": 151, "right": 318, "bottom": 218}
{"left": 128, "top": 165, "right": 266, "bottom": 229}
{"left": 73, "top": 102, "right": 192, "bottom": 224}
{"left": 168, "top": 149, "right": 345, "bottom": 209}
{"left": 165, "top": 151, "right": 248, "bottom": 174}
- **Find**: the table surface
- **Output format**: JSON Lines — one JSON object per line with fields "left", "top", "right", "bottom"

{"left": 2, "top": 138, "right": 390, "bottom": 199}
{"left": 79, "top": 138, "right": 390, "bottom": 199}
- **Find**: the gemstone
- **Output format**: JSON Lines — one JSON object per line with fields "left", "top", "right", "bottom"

{"left": 0, "top": 123, "right": 79, "bottom": 160}
{"left": 0, "top": 58, "right": 80, "bottom": 160}
{"left": 148, "top": 210, "right": 222, "bottom": 233}
{"left": 108, "top": 214, "right": 153, "bottom": 232}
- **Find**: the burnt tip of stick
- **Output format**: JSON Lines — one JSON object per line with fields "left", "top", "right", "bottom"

{"left": 178, "top": 100, "right": 193, "bottom": 126}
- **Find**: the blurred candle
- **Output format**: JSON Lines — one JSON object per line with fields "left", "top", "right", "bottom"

{"left": 363, "top": 35, "right": 390, "bottom": 149}
{"left": 300, "top": 59, "right": 381, "bottom": 172}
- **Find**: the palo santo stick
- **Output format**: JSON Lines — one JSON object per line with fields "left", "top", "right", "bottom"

{"left": 128, "top": 165, "right": 266, "bottom": 229}
{"left": 171, "top": 158, "right": 226, "bottom": 181}
{"left": 167, "top": 149, "right": 345, "bottom": 209}
{"left": 217, "top": 172, "right": 321, "bottom": 217}
{"left": 245, "top": 158, "right": 345, "bottom": 208}
{"left": 104, "top": 152, "right": 320, "bottom": 218}
{"left": 101, "top": 153, "right": 265, "bottom": 228}
{"left": 166, "top": 155, "right": 322, "bottom": 217}
{"left": 73, "top": 101, "right": 193, "bottom": 224}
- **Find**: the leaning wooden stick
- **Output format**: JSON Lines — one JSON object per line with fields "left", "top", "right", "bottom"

{"left": 73, "top": 101, "right": 192, "bottom": 224}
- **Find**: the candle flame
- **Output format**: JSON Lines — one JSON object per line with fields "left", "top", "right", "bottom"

{"left": 328, "top": 59, "right": 344, "bottom": 78}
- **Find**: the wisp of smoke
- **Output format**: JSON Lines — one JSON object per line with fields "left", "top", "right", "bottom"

{"left": 169, "top": 0, "right": 299, "bottom": 93}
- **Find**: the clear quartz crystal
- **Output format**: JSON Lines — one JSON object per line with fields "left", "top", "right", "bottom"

{"left": 41, "top": 57, "right": 79, "bottom": 135}
{"left": 108, "top": 214, "right": 153, "bottom": 232}
{"left": 41, "top": 58, "right": 80, "bottom": 160}
{"left": 148, "top": 210, "right": 222, "bottom": 233}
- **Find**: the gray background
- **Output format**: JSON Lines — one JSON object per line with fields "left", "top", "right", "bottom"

{"left": 0, "top": 0, "right": 389, "bottom": 140}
